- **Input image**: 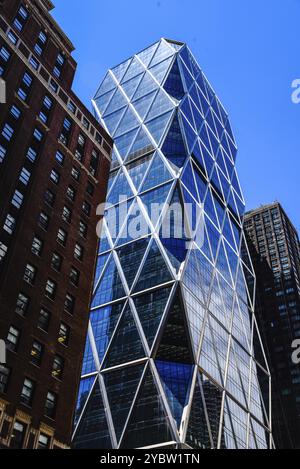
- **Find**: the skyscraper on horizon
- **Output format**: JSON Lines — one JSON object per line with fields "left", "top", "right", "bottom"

{"left": 244, "top": 203, "right": 300, "bottom": 449}
{"left": 73, "top": 38, "right": 272, "bottom": 449}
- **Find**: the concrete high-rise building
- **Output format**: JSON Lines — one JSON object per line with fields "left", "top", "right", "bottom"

{"left": 0, "top": 0, "right": 112, "bottom": 449}
{"left": 244, "top": 203, "right": 300, "bottom": 449}
{"left": 73, "top": 39, "right": 272, "bottom": 449}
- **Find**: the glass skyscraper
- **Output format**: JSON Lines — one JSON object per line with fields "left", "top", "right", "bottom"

{"left": 73, "top": 39, "right": 273, "bottom": 449}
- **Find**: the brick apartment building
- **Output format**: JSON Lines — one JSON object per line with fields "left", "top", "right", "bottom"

{"left": 0, "top": 0, "right": 112, "bottom": 449}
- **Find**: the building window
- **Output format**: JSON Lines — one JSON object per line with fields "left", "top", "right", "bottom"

{"left": 38, "top": 308, "right": 51, "bottom": 332}
{"left": 79, "top": 220, "right": 88, "bottom": 239}
{"left": 90, "top": 150, "right": 99, "bottom": 176}
{"left": 0, "top": 144, "right": 7, "bottom": 163}
{"left": 82, "top": 201, "right": 91, "bottom": 216}
{"left": 10, "top": 104, "right": 22, "bottom": 120}
{"left": 0, "top": 365, "right": 10, "bottom": 393}
{"left": 0, "top": 242, "right": 8, "bottom": 262}
{"left": 20, "top": 378, "right": 35, "bottom": 407}
{"left": 86, "top": 181, "right": 95, "bottom": 197}
{"left": 62, "top": 206, "right": 72, "bottom": 224}
{"left": 74, "top": 243, "right": 83, "bottom": 261}
{"left": 7, "top": 29, "right": 18, "bottom": 45}
{"left": 64, "top": 293, "right": 75, "bottom": 315}
{"left": 12, "top": 190, "right": 24, "bottom": 209}
{"left": 49, "top": 79, "right": 58, "bottom": 93}
{"left": 30, "top": 340, "right": 43, "bottom": 367}
{"left": 53, "top": 52, "right": 65, "bottom": 79}
{"left": 83, "top": 117, "right": 90, "bottom": 130}
{"left": 71, "top": 166, "right": 80, "bottom": 181}
{"left": 67, "top": 186, "right": 76, "bottom": 202}
{"left": 38, "top": 433, "right": 50, "bottom": 450}
{"left": 39, "top": 95, "right": 53, "bottom": 124}
{"left": 70, "top": 267, "right": 80, "bottom": 286}
{"left": 51, "top": 252, "right": 62, "bottom": 272}
{"left": 44, "top": 189, "right": 55, "bottom": 207}
{"left": 45, "top": 391, "right": 57, "bottom": 419}
{"left": 59, "top": 117, "right": 72, "bottom": 146}
{"left": 52, "top": 355, "right": 64, "bottom": 380}
{"left": 10, "top": 421, "right": 26, "bottom": 449}
{"left": 45, "top": 279, "right": 57, "bottom": 301}
{"left": 58, "top": 323, "right": 70, "bottom": 346}
{"left": 39, "top": 212, "right": 49, "bottom": 230}
{"left": 29, "top": 55, "right": 40, "bottom": 70}
{"left": 26, "top": 146, "right": 37, "bottom": 163}
{"left": 17, "top": 72, "right": 33, "bottom": 102}
{"left": 3, "top": 213, "right": 16, "bottom": 235}
{"left": 33, "top": 128, "right": 43, "bottom": 142}
{"left": 7, "top": 326, "right": 20, "bottom": 352}
{"left": 19, "top": 167, "right": 31, "bottom": 186}
{"left": 24, "top": 264, "right": 36, "bottom": 285}
{"left": 15, "top": 293, "right": 30, "bottom": 317}
{"left": 50, "top": 169, "right": 60, "bottom": 185}
{"left": 57, "top": 228, "right": 67, "bottom": 246}
{"left": 31, "top": 236, "right": 43, "bottom": 256}
{"left": 55, "top": 150, "right": 64, "bottom": 165}
{"left": 0, "top": 45, "right": 11, "bottom": 62}
{"left": 2, "top": 123, "right": 14, "bottom": 141}
{"left": 34, "top": 31, "right": 47, "bottom": 56}
{"left": 13, "top": 4, "right": 28, "bottom": 31}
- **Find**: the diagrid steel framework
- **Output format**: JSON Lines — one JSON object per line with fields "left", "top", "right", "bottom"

{"left": 72, "top": 39, "right": 273, "bottom": 449}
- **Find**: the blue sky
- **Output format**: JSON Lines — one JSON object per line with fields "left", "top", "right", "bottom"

{"left": 53, "top": 0, "right": 300, "bottom": 231}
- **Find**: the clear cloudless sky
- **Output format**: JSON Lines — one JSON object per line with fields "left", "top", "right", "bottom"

{"left": 52, "top": 0, "right": 300, "bottom": 231}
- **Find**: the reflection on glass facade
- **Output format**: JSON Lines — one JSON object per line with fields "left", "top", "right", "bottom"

{"left": 73, "top": 39, "right": 273, "bottom": 449}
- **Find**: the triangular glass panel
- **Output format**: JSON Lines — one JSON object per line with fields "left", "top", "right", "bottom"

{"left": 183, "top": 247, "right": 213, "bottom": 306}
{"left": 224, "top": 241, "right": 239, "bottom": 284}
{"left": 90, "top": 301, "right": 126, "bottom": 363}
{"left": 186, "top": 376, "right": 212, "bottom": 449}
{"left": 163, "top": 58, "right": 185, "bottom": 101}
{"left": 199, "top": 222, "right": 213, "bottom": 262}
{"left": 94, "top": 89, "right": 115, "bottom": 116}
{"left": 126, "top": 153, "right": 153, "bottom": 191}
{"left": 156, "top": 289, "right": 194, "bottom": 364}
{"left": 81, "top": 332, "right": 97, "bottom": 376}
{"left": 213, "top": 192, "right": 226, "bottom": 229}
{"left": 73, "top": 380, "right": 112, "bottom": 449}
{"left": 199, "top": 321, "right": 223, "bottom": 385}
{"left": 126, "top": 127, "right": 154, "bottom": 163}
{"left": 200, "top": 375, "right": 223, "bottom": 448}
{"left": 114, "top": 127, "right": 139, "bottom": 160}
{"left": 91, "top": 256, "right": 126, "bottom": 308}
{"left": 141, "top": 152, "right": 173, "bottom": 192}
{"left": 137, "top": 42, "right": 160, "bottom": 68}
{"left": 120, "top": 367, "right": 173, "bottom": 448}
{"left": 103, "top": 88, "right": 128, "bottom": 116}
{"left": 180, "top": 96, "right": 195, "bottom": 130}
{"left": 106, "top": 199, "right": 134, "bottom": 245}
{"left": 134, "top": 286, "right": 172, "bottom": 347}
{"left": 180, "top": 60, "right": 194, "bottom": 92}
{"left": 219, "top": 398, "right": 238, "bottom": 449}
{"left": 201, "top": 143, "right": 214, "bottom": 177}
{"left": 161, "top": 114, "right": 188, "bottom": 168}
{"left": 116, "top": 199, "right": 150, "bottom": 246}
{"left": 204, "top": 187, "right": 219, "bottom": 228}
{"left": 117, "top": 238, "right": 150, "bottom": 288}
{"left": 95, "top": 72, "right": 116, "bottom": 98}
{"left": 104, "top": 304, "right": 145, "bottom": 369}
{"left": 193, "top": 164, "right": 208, "bottom": 203}
{"left": 121, "top": 56, "right": 145, "bottom": 83}
{"left": 216, "top": 240, "right": 232, "bottom": 286}
{"left": 182, "top": 287, "right": 206, "bottom": 355}
{"left": 98, "top": 224, "right": 112, "bottom": 254}
{"left": 74, "top": 376, "right": 96, "bottom": 427}
{"left": 156, "top": 360, "right": 193, "bottom": 428}
{"left": 205, "top": 215, "right": 220, "bottom": 261}
{"left": 106, "top": 170, "right": 133, "bottom": 205}
{"left": 114, "top": 107, "right": 140, "bottom": 138}
{"left": 149, "top": 56, "right": 173, "bottom": 84}
{"left": 103, "top": 364, "right": 145, "bottom": 442}
{"left": 180, "top": 113, "right": 197, "bottom": 154}
{"left": 145, "top": 110, "right": 173, "bottom": 145}
{"left": 190, "top": 97, "right": 204, "bottom": 133}
{"left": 94, "top": 253, "right": 110, "bottom": 290}
{"left": 132, "top": 91, "right": 157, "bottom": 121}
{"left": 111, "top": 58, "right": 131, "bottom": 83}
{"left": 103, "top": 107, "right": 127, "bottom": 136}
{"left": 133, "top": 239, "right": 173, "bottom": 293}
{"left": 146, "top": 89, "right": 174, "bottom": 121}
{"left": 122, "top": 74, "right": 144, "bottom": 101}
{"left": 209, "top": 316, "right": 230, "bottom": 380}
{"left": 140, "top": 182, "right": 172, "bottom": 228}
{"left": 150, "top": 40, "right": 174, "bottom": 67}
{"left": 181, "top": 160, "right": 198, "bottom": 201}
{"left": 197, "top": 87, "right": 210, "bottom": 117}
{"left": 133, "top": 72, "right": 158, "bottom": 100}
